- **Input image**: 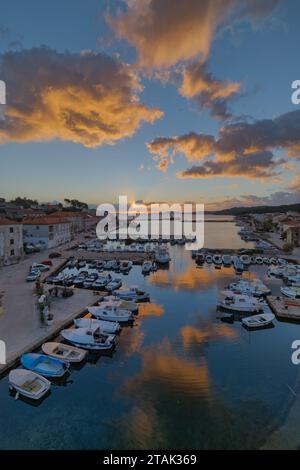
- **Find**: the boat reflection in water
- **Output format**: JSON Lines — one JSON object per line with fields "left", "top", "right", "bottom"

{"left": 0, "top": 218, "right": 300, "bottom": 449}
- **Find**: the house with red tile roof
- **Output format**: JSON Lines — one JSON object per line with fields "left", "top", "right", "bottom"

{"left": 23, "top": 217, "right": 71, "bottom": 249}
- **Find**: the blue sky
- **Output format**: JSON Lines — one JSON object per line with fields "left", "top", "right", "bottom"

{"left": 0, "top": 0, "right": 300, "bottom": 208}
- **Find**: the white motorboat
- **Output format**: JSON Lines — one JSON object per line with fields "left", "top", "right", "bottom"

{"left": 233, "top": 257, "right": 244, "bottom": 274}
{"left": 222, "top": 255, "right": 232, "bottom": 266}
{"left": 281, "top": 286, "right": 300, "bottom": 299}
{"left": 106, "top": 278, "right": 122, "bottom": 291}
{"left": 113, "top": 286, "right": 150, "bottom": 302}
{"left": 205, "top": 254, "right": 213, "bottom": 264}
{"left": 92, "top": 277, "right": 109, "bottom": 289}
{"left": 101, "top": 297, "right": 139, "bottom": 313}
{"left": 74, "top": 317, "right": 121, "bottom": 333}
{"left": 217, "top": 291, "right": 263, "bottom": 313}
{"left": 61, "top": 326, "right": 116, "bottom": 350}
{"left": 42, "top": 342, "right": 87, "bottom": 363}
{"left": 9, "top": 369, "right": 51, "bottom": 400}
{"left": 87, "top": 305, "right": 133, "bottom": 322}
{"left": 255, "top": 257, "right": 263, "bottom": 265}
{"left": 155, "top": 248, "right": 170, "bottom": 264}
{"left": 287, "top": 275, "right": 300, "bottom": 287}
{"left": 267, "top": 266, "right": 284, "bottom": 278}
{"left": 142, "top": 260, "right": 152, "bottom": 274}
{"left": 242, "top": 313, "right": 275, "bottom": 329}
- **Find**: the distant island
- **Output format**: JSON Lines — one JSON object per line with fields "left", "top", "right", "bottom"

{"left": 208, "top": 202, "right": 300, "bottom": 216}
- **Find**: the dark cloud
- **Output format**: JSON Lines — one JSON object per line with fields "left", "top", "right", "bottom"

{"left": 177, "top": 151, "right": 285, "bottom": 179}
{"left": 148, "top": 109, "right": 300, "bottom": 179}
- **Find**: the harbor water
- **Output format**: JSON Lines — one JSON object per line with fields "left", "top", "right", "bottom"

{"left": 0, "top": 217, "right": 300, "bottom": 450}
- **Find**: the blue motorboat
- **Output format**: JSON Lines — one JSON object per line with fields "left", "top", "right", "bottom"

{"left": 21, "top": 353, "right": 69, "bottom": 378}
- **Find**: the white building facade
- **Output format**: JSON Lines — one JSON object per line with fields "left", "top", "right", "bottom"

{"left": 0, "top": 217, "right": 24, "bottom": 266}
{"left": 23, "top": 217, "right": 71, "bottom": 249}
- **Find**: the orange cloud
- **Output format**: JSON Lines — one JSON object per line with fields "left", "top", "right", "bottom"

{"left": 0, "top": 47, "right": 163, "bottom": 147}
{"left": 180, "top": 61, "right": 241, "bottom": 119}
{"left": 147, "top": 109, "right": 300, "bottom": 179}
{"left": 108, "top": 0, "right": 279, "bottom": 70}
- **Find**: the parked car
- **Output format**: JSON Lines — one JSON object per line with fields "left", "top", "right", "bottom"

{"left": 31, "top": 263, "right": 50, "bottom": 272}
{"left": 26, "top": 270, "right": 41, "bottom": 282}
{"left": 49, "top": 252, "right": 61, "bottom": 259}
{"left": 41, "top": 259, "right": 53, "bottom": 267}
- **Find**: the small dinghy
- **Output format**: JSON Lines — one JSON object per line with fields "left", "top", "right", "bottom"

{"left": 242, "top": 313, "right": 275, "bottom": 329}
{"left": 9, "top": 369, "right": 51, "bottom": 400}
{"left": 61, "top": 326, "right": 115, "bottom": 350}
{"left": 74, "top": 317, "right": 121, "bottom": 333}
{"left": 213, "top": 254, "right": 222, "bottom": 266}
{"left": 21, "top": 353, "right": 69, "bottom": 377}
{"left": 87, "top": 306, "right": 133, "bottom": 322}
{"left": 42, "top": 342, "right": 87, "bottom": 363}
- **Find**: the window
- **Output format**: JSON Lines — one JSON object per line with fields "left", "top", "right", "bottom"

{"left": 10, "top": 239, "right": 14, "bottom": 245}
{"left": 10, "top": 249, "right": 14, "bottom": 256}
{"left": 10, "top": 227, "right": 14, "bottom": 233}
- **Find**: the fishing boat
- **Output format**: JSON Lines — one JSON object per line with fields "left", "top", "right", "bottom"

{"left": 217, "top": 291, "right": 263, "bottom": 313}
{"left": 74, "top": 317, "right": 121, "bottom": 333}
{"left": 113, "top": 286, "right": 150, "bottom": 302}
{"left": 21, "top": 353, "right": 69, "bottom": 378}
{"left": 61, "top": 326, "right": 115, "bottom": 351}
{"left": 234, "top": 257, "right": 244, "bottom": 274}
{"left": 142, "top": 260, "right": 152, "bottom": 274}
{"left": 42, "top": 342, "right": 87, "bottom": 363}
{"left": 87, "top": 306, "right": 133, "bottom": 322}
{"left": 242, "top": 313, "right": 275, "bottom": 329}
{"left": 222, "top": 254, "right": 232, "bottom": 267}
{"left": 9, "top": 369, "right": 51, "bottom": 400}
{"left": 281, "top": 286, "right": 300, "bottom": 299}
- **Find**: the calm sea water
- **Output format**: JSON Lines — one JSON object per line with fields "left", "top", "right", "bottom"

{"left": 1, "top": 218, "right": 300, "bottom": 450}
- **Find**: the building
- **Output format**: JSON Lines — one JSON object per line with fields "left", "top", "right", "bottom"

{"left": 47, "top": 211, "right": 85, "bottom": 239}
{"left": 23, "top": 217, "right": 71, "bottom": 249}
{"left": 286, "top": 223, "right": 300, "bottom": 247}
{"left": 0, "top": 217, "right": 24, "bottom": 266}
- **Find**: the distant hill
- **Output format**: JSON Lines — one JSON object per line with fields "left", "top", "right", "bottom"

{"left": 208, "top": 202, "right": 300, "bottom": 216}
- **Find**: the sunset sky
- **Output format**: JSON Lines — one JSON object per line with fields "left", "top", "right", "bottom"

{"left": 0, "top": 0, "right": 300, "bottom": 209}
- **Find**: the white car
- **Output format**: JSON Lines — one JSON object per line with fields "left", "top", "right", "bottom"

{"left": 31, "top": 263, "right": 50, "bottom": 272}
{"left": 26, "top": 270, "right": 41, "bottom": 282}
